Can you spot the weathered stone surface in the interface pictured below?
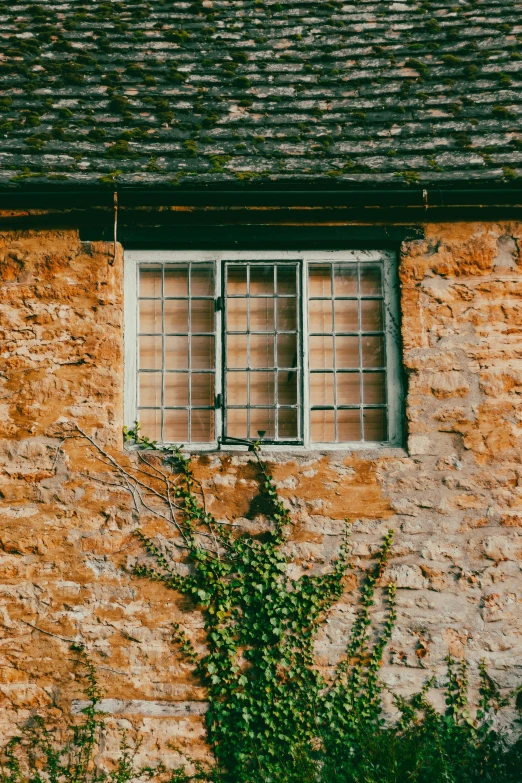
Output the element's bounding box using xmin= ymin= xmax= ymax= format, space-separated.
xmin=1 ymin=223 xmax=522 ymax=766
xmin=72 ymin=699 xmax=209 ymax=717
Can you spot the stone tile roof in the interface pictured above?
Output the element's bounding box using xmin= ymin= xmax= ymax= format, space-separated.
xmin=0 ymin=0 xmax=521 ymax=189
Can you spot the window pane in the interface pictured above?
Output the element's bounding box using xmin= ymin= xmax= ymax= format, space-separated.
xmin=137 ymin=262 xmax=216 ymax=446
xmin=310 ymin=335 xmax=333 ymax=369
xmin=278 ymin=409 xmax=298 ymax=439
xmin=164 ymin=266 xmax=188 ymax=297
xmin=277 ymin=266 xmax=297 ymax=295
xmin=163 ymin=409 xmax=189 ymax=442
xmin=165 ymin=336 xmax=188 ymax=370
xmin=278 ymin=371 xmax=297 ymax=405
xmin=307 ymin=259 xmax=389 ymax=445
xmin=363 ymin=408 xmax=387 ymax=441
xmin=140 ymin=299 xmax=162 ymax=333
xmin=250 ymin=371 xmax=275 ymax=405
xmin=250 ymin=298 xmax=275 ymax=331
xmin=227 ymin=372 xmax=248 ymax=405
xmin=363 ymin=372 xmax=386 ymax=404
xmin=338 ymin=409 xmax=361 ymax=441
xmin=139 ymin=408 xmax=161 ymax=441
xmin=140 ymin=372 xmax=162 ymax=407
xmin=140 ymin=336 xmax=162 ymax=370
xmin=192 ymin=336 xmax=214 ymax=370
xmin=361 ymin=300 xmax=383 ymax=331
xmin=360 ymin=266 xmax=382 ymax=295
xmin=191 ymin=299 xmax=214 ymax=333
xmin=140 ymin=267 xmax=161 ymax=297
xmin=250 ymin=265 xmax=274 ymax=295
xmin=191 ymin=266 xmax=214 ymax=296
xmin=191 ymin=374 xmax=214 ymax=406
xmin=277 ymin=333 xmax=298 ymax=368
xmin=192 ymin=410 xmax=214 ymax=442
xmin=227 ymin=408 xmax=247 ymax=438
xmin=227 ymin=334 xmax=248 ymax=368
xmin=249 ymin=408 xmax=275 ymax=439
xmin=334 ymin=300 xmax=358 ymax=332
xmin=250 ymin=334 xmax=274 ymax=368
xmin=362 ymin=336 xmax=384 ymax=368
xmin=227 ymin=266 xmax=247 ymax=295
xmin=277 ymin=297 xmax=297 ymax=331
xmin=334 ymin=266 xmax=358 ymax=296
xmin=336 ymin=336 xmax=360 ymax=369
xmin=309 ymin=266 xmax=331 ymax=297
xmin=311 ymin=373 xmax=334 ymax=406
xmin=337 ymin=373 xmax=361 ymax=405
xmin=309 ymin=300 xmax=332 ymax=333
xmin=164 ymin=300 xmax=188 ymax=333
xmin=224 ymin=262 xmax=301 ymax=444
xmin=227 ymin=298 xmax=248 ymax=331
xmin=190 ymin=410 xmax=214 ymax=443
xmin=165 ymin=373 xmax=189 ymax=406
xmin=311 ymin=409 xmax=335 ymax=443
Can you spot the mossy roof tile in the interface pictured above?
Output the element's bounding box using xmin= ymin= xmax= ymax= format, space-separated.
xmin=0 ymin=0 xmax=521 ymax=188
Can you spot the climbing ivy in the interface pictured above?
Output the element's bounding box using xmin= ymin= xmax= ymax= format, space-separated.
xmin=123 ymin=427 xmax=395 ymax=781
xmin=2 ymin=426 xmax=521 ymax=783
xmin=124 ymin=428 xmax=522 ymax=782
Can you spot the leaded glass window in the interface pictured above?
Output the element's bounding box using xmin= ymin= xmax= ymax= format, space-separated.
xmin=137 ymin=263 xmax=216 ymax=443
xmin=308 ymin=262 xmax=388 ymax=443
xmin=224 ymin=262 xmax=301 ymax=443
xmin=125 ymin=251 xmax=402 ymax=449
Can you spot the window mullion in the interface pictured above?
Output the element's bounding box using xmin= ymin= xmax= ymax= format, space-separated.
xmin=302 ymin=260 xmax=310 ymax=448
xmin=215 ymin=260 xmax=223 ymax=445
xmin=358 ymin=263 xmax=364 ymax=442
xmin=187 ymin=261 xmax=192 ymax=445
xmin=274 ymin=263 xmax=278 ymax=441
xmin=246 ymin=263 xmax=251 ymax=441
xmin=331 ymin=263 xmax=337 ymax=444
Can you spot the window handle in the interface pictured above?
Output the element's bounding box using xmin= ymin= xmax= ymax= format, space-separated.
xmin=215 ymin=393 xmax=223 ymax=408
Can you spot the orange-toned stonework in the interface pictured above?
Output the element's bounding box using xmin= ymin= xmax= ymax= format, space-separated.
xmin=1 ymin=223 xmax=522 ymax=764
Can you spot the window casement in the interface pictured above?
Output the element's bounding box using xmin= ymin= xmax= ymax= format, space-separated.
xmin=124 ymin=250 xmax=402 ymax=450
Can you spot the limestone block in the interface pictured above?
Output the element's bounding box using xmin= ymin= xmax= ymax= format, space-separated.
xmin=72 ymin=699 xmax=208 ymax=716
xmin=388 ymin=564 xmax=428 ymax=590
xmin=407 ymin=435 xmax=432 ymax=455
xmin=482 ymin=535 xmax=522 ymax=562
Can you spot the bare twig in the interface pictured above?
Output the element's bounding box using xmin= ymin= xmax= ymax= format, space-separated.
xmin=56 ymin=423 xmax=231 ymax=555
xmin=20 ymin=620 xmax=76 ymax=644
xmin=137 ymin=450 xmax=172 ymax=482
xmin=52 ymin=437 xmax=67 ymax=470
xmin=72 ymin=427 xmax=191 ymax=539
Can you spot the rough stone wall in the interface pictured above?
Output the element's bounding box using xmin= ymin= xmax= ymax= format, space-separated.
xmin=1 ymin=224 xmax=522 ymax=763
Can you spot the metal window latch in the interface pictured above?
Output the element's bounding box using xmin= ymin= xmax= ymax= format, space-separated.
xmin=215 ymin=296 xmax=223 ymax=311
xmin=215 ymin=393 xmax=222 ymax=408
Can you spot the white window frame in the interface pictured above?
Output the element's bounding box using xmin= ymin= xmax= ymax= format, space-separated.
xmin=124 ymin=249 xmax=403 ymax=451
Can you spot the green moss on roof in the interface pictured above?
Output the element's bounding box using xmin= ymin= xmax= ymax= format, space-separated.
xmin=0 ymin=0 xmax=521 ymax=187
